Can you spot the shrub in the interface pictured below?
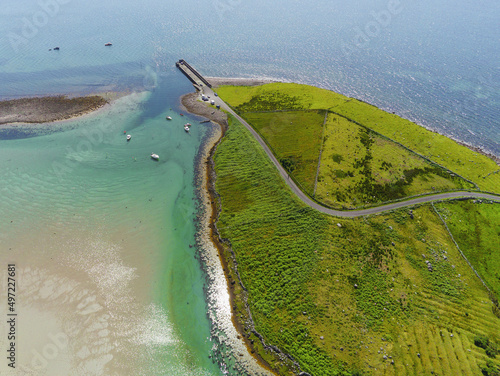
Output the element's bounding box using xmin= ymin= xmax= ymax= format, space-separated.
xmin=486 ymin=342 xmax=498 ymax=358
xmin=482 ymin=359 xmax=500 ymax=376
xmin=475 ymin=335 xmax=490 ymax=349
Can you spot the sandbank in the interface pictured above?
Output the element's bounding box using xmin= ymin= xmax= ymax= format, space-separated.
xmin=0 ymin=92 xmax=130 ymax=126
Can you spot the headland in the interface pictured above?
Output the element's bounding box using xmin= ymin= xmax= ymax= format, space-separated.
xmin=181 ymin=76 xmax=500 ymax=376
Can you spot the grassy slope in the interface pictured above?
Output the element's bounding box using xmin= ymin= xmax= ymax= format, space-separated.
xmin=214 ymin=117 xmax=500 ymax=376
xmin=435 ymin=201 xmax=500 ymax=299
xmin=316 ymin=113 xmax=474 ymax=208
xmin=242 ymin=110 xmax=326 ymax=196
xmin=216 ymin=83 xmax=500 ymax=194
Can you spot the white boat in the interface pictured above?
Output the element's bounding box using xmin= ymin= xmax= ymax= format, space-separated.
xmin=166 ymin=116 xmax=172 ymax=120
xmin=126 ymin=134 xmax=131 ymax=141
xmin=184 ymin=123 xmax=191 ymax=132
xmin=150 ymin=153 xmax=159 ymax=160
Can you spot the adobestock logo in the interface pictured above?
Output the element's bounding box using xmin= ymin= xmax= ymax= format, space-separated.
xmin=342 ymin=0 xmax=404 ymax=56
xmin=213 ymin=0 xmax=242 ymax=22
xmin=51 ymin=116 xmax=115 ymax=183
xmin=8 ymin=0 xmax=72 ymax=53
xmin=31 ymin=332 xmax=69 ymax=370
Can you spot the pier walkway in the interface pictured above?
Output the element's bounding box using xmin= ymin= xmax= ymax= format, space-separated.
xmin=176 ymin=59 xmax=212 ymax=88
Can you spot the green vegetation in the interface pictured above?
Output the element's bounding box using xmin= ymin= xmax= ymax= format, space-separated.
xmin=216 ymin=82 xmax=348 ymax=111
xmin=316 ymin=114 xmax=473 ymax=208
xmin=483 ymin=359 xmax=500 ymax=376
xmin=217 ymin=83 xmax=500 ymax=195
xmin=213 ymin=116 xmax=500 ymax=375
xmin=242 ymin=110 xmax=326 ymax=195
xmin=435 ymin=200 xmax=500 ymax=301
xmin=474 ymin=335 xmax=499 ymax=358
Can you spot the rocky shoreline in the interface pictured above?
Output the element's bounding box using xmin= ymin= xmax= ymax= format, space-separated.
xmin=183 ymin=82 xmax=278 ymax=375
xmin=206 ymin=76 xmax=279 ymax=88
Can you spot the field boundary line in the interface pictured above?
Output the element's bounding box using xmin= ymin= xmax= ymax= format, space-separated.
xmin=313 ymin=110 xmax=329 ymax=197
xmin=431 ymin=202 xmax=492 ymax=295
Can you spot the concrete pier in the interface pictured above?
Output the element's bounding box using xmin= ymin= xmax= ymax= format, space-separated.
xmin=176 ymin=59 xmax=212 ymax=88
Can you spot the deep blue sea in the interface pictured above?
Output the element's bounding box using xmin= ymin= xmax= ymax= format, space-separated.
xmin=0 ymin=0 xmax=498 ymax=375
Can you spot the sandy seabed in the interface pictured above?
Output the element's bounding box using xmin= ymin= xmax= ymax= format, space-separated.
xmin=0 ymin=220 xmax=168 ymax=375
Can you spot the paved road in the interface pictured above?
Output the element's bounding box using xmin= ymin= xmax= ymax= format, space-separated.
xmin=202 ymin=86 xmax=500 ymax=217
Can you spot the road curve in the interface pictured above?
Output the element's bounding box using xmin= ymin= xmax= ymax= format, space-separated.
xmin=204 ymin=86 xmax=500 ymax=217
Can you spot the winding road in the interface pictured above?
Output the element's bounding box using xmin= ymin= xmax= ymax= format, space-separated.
xmin=203 ymin=86 xmax=500 ymax=217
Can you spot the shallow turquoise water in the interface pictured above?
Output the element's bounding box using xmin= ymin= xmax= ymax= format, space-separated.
xmin=0 ymin=75 xmax=227 ymax=374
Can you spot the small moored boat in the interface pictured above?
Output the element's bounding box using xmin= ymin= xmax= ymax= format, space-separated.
xmin=166 ymin=116 xmax=172 ymax=120
xmin=105 ymin=43 xmax=112 ymax=46
xmin=184 ymin=123 xmax=191 ymax=132
xmin=126 ymin=134 xmax=131 ymax=141
xmin=150 ymin=153 xmax=159 ymax=160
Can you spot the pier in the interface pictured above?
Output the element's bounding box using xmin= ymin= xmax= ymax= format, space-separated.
xmin=176 ymin=59 xmax=212 ymax=88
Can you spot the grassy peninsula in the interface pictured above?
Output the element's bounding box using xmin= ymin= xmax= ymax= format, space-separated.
xmin=217 ymin=83 xmax=500 ymax=207
xmin=211 ymin=83 xmax=500 ymax=375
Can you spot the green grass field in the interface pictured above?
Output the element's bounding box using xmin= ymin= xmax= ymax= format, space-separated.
xmin=242 ymin=110 xmax=326 ymax=195
xmin=216 ymin=83 xmax=500 ymax=195
xmin=213 ymin=116 xmax=500 ymax=376
xmin=435 ymin=200 xmax=500 ymax=301
xmin=315 ymin=113 xmax=474 ymax=208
